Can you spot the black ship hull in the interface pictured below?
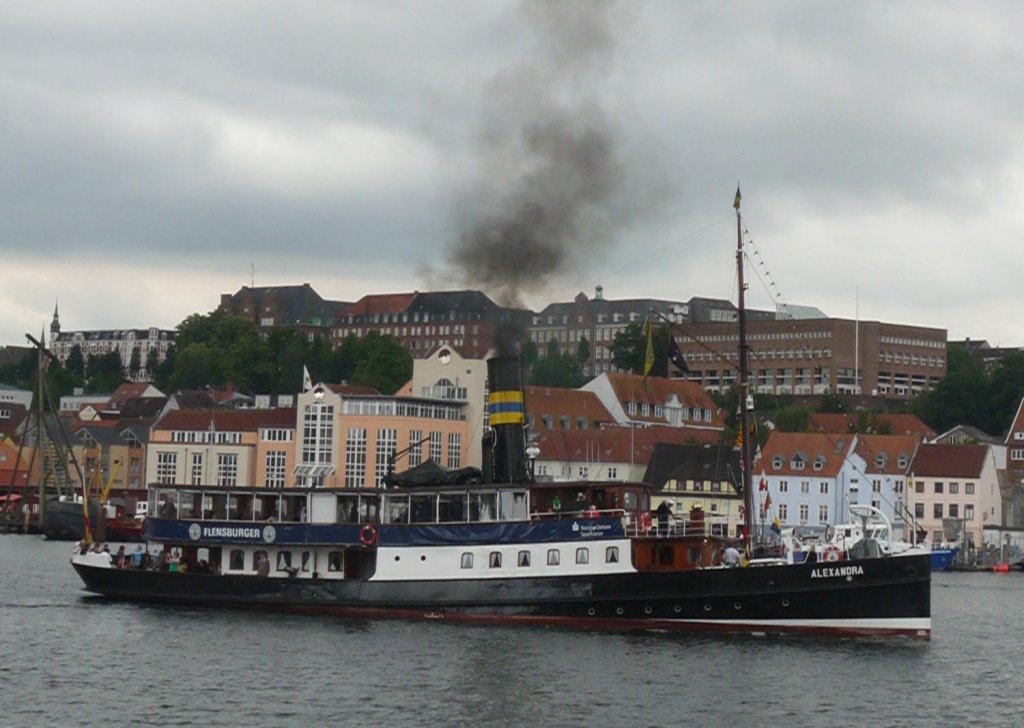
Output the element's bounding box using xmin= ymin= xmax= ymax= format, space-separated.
xmin=73 ymin=552 xmax=931 ymax=638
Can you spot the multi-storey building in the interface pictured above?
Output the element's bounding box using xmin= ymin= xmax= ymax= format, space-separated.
xmin=146 ymin=408 xmax=297 ymax=489
xmin=294 ymin=382 xmax=470 ymax=488
xmin=48 ymin=305 xmax=174 ymax=381
xmin=580 ymin=372 xmax=726 ymax=433
xmin=852 ymin=434 xmax=921 ymax=537
xmin=527 ymin=288 xmax=760 ymax=376
xmin=675 ymin=317 xmax=946 ymax=400
xmin=907 ymin=443 xmax=1002 ymax=549
xmin=219 ymin=283 xmax=349 ymax=340
xmin=333 ymin=290 xmax=525 ymax=360
xmin=758 ymin=432 xmax=860 ymax=529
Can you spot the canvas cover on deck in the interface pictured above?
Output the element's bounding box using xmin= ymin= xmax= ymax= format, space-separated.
xmin=387 ymin=460 xmax=483 ymax=488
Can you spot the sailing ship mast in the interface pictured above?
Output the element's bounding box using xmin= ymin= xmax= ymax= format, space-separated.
xmin=734 ymin=187 xmax=755 ymax=554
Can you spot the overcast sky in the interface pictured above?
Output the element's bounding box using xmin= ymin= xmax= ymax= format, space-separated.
xmin=2 ymin=1 xmax=1022 ymax=350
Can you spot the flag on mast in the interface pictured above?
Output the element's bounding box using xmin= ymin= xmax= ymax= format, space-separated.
xmin=733 ymin=185 xmax=742 ymax=210
xmin=667 ymin=335 xmax=688 ymax=372
xmin=642 ymin=322 xmax=654 ymax=379
xmin=302 ymin=365 xmax=312 ymax=393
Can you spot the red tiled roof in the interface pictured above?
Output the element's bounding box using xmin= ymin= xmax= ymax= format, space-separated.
xmin=535 ymin=425 xmax=722 ymax=463
xmin=341 ymin=293 xmax=417 ymax=317
xmin=525 ymin=386 xmax=614 ymax=431
xmin=909 ymin=443 xmax=988 ymax=478
xmin=758 ymin=431 xmax=851 ymax=477
xmin=155 ymin=408 xmax=296 ymax=432
xmin=602 ymin=372 xmax=725 ymax=428
xmin=854 ymin=434 xmax=922 ymax=475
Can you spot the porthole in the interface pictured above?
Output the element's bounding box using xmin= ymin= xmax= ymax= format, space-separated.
xmin=394 ymin=555 xmax=400 ymax=562
xmin=420 ymin=555 xmax=426 ymax=561
xmin=587 ymin=607 xmax=596 ymax=616
xmin=733 ymin=601 xmax=742 ymax=610
xmin=644 ymin=606 xmax=653 ymax=615
xmin=782 ymin=599 xmax=790 ymax=608
xmin=704 ymin=603 xmax=712 ymax=612
xmin=616 ymin=607 xmax=624 ymax=616
xmin=674 ymin=605 xmax=682 ymax=614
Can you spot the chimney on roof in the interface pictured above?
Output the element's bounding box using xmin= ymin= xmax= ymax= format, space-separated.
xmin=595 ymin=284 xmax=604 ymax=300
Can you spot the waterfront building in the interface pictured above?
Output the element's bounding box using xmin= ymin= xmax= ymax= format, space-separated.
xmin=73 ymin=420 xmax=150 ymax=492
xmin=0 ymin=383 xmax=32 ymax=409
xmin=146 ymin=408 xmax=297 ymax=490
xmin=294 ymin=382 xmax=470 ymax=489
xmin=907 ymin=443 xmax=1002 ymax=549
xmin=852 ymin=434 xmax=921 ymax=537
xmin=530 ymin=425 xmax=708 ymax=484
xmin=757 ymin=431 xmax=858 ymax=529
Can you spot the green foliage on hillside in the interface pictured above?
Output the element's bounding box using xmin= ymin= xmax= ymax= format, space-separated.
xmin=913 ymin=348 xmax=1024 ymax=436
xmin=528 ymin=337 xmax=588 ymax=388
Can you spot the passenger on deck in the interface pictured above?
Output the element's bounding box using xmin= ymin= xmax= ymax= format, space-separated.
xmin=132 ymin=545 xmax=144 ymax=569
xmin=256 ymin=554 xmax=270 ymax=577
xmin=348 ymin=504 xmax=359 ymax=523
xmin=656 ymin=501 xmax=672 ymax=536
xmin=115 ymin=545 xmax=126 ymax=569
xmin=723 ymin=543 xmax=741 ymax=567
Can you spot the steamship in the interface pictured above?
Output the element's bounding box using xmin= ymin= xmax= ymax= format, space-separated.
xmin=71 ymin=353 xmax=931 ymax=639
xmin=70 ymin=193 xmax=931 ymax=638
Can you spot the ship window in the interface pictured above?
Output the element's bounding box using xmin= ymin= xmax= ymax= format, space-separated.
xmin=277 ymin=551 xmax=292 ymax=571
xmin=605 ymin=546 xmax=619 ymax=563
xmin=253 ymin=550 xmax=268 ymax=570
xmin=576 ymin=548 xmax=589 ymax=565
xmin=547 ymin=549 xmax=560 ymax=566
xmin=518 ymin=550 xmax=531 ymax=567
xmin=460 ymin=553 xmax=473 ymax=569
xmin=489 ymin=551 xmax=501 ymax=568
xmin=327 ymin=551 xmax=343 ymax=571
xmin=301 ymin=551 xmax=312 ymax=571
xmin=229 ymin=549 xmax=244 ymax=570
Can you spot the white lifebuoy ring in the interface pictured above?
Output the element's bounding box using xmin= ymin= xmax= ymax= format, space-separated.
xmin=823 ymin=546 xmax=842 ymax=562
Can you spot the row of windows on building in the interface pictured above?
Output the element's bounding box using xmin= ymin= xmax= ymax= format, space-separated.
xmin=878 ymin=352 xmax=945 ymax=368
xmin=914 ymin=502 xmax=978 ymax=520
xmin=879 ymin=336 xmax=945 ymax=349
xmin=155 ymin=430 xmax=462 ymax=489
xmin=914 ymin=481 xmax=977 ymax=495
xmin=774 ymin=479 xmax=906 ymax=494
xmin=336 ymin=324 xmax=481 ymax=337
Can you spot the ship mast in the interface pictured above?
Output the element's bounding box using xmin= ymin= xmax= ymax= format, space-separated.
xmin=734 ymin=187 xmax=754 ymax=554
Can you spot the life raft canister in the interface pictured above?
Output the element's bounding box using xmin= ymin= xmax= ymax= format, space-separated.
xmin=359 ymin=523 xmax=378 ymax=547
xmin=822 ymin=545 xmax=842 ymax=562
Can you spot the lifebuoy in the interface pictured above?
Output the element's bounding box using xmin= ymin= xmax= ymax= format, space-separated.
xmin=640 ymin=512 xmax=653 ymax=534
xmin=823 ymin=546 xmax=842 ymax=562
xmin=359 ymin=523 xmax=378 ymax=547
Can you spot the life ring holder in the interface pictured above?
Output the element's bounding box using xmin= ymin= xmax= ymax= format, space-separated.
xmin=359 ymin=523 xmax=378 ymax=548
xmin=822 ymin=545 xmax=842 ymax=562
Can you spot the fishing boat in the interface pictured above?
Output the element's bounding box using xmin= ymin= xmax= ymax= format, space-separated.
xmin=70 ymin=191 xmax=931 ymax=638
xmin=783 ymin=503 xmax=957 ymax=571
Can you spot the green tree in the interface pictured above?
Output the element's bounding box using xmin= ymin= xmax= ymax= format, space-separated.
xmin=86 ymin=351 xmax=125 ymax=393
xmin=529 ymin=348 xmax=587 ymax=388
xmin=350 ymin=332 xmax=413 ymax=394
xmin=129 ymin=346 xmax=142 ymax=379
xmin=66 ymin=344 xmax=86 ymax=380
xmin=984 ymin=351 xmax=1024 ymax=435
xmin=610 ymin=323 xmax=671 ymax=375
xmin=913 ymin=347 xmax=987 ymax=433
xmin=774 ymin=405 xmax=812 ymax=433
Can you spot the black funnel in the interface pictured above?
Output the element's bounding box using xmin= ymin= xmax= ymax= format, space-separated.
xmin=486 ymin=355 xmax=527 ymax=484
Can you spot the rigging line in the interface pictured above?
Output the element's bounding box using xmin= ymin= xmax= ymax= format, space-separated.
xmin=604 ymin=214 xmax=733 ymax=278
xmin=648 ymin=310 xmax=738 ymax=373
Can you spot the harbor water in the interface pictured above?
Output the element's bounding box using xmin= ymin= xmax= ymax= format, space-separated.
xmin=1 ymin=535 xmax=1022 ymax=727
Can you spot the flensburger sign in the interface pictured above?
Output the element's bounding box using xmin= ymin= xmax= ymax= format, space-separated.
xmin=187 ymin=522 xmax=277 ymax=544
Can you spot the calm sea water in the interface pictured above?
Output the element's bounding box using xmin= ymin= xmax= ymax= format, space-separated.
xmin=1 ymin=535 xmax=1021 ymax=727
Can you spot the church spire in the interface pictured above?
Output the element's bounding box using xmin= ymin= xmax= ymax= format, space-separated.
xmin=50 ymin=300 xmax=60 ymax=338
